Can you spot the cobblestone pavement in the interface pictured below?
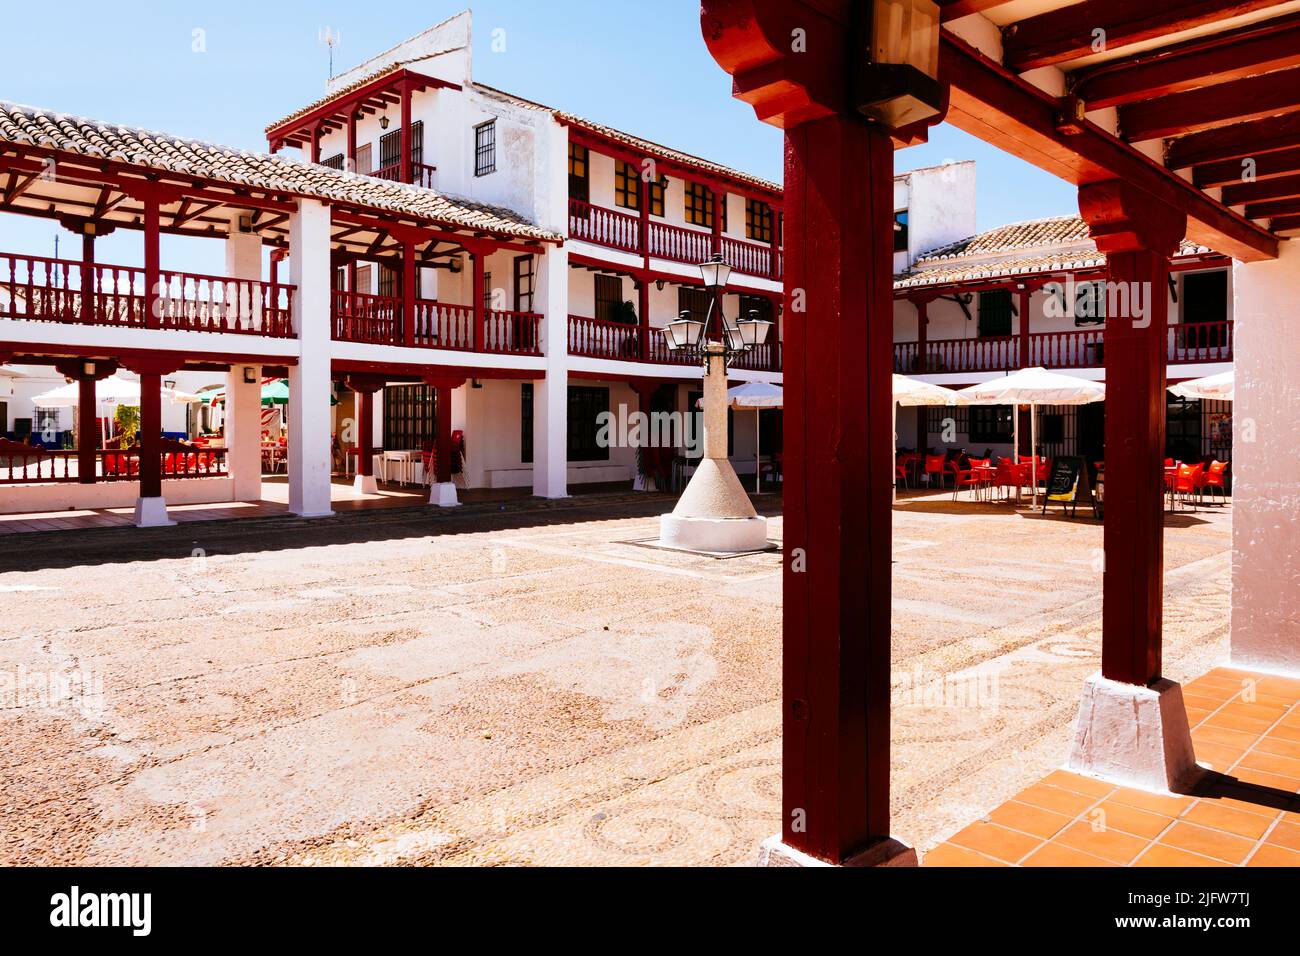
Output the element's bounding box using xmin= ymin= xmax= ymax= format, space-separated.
xmin=0 ymin=492 xmax=1232 ymax=865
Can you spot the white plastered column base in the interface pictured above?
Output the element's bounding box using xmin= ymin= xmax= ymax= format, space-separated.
xmin=659 ymin=514 xmax=768 ymax=552
xmin=430 ymin=482 xmax=460 ymax=507
xmin=1067 ymin=673 xmax=1200 ymax=792
xmin=134 ymin=496 xmax=176 ymax=528
xmin=758 ymin=835 xmax=917 ymax=868
xmin=353 ymin=474 xmax=378 ymax=495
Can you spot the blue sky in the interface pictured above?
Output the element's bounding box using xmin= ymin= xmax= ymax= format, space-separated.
xmin=1 ymin=0 xmax=1077 ymax=270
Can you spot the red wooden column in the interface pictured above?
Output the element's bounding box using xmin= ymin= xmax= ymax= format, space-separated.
xmin=637 ymin=278 xmax=651 ymax=361
xmin=1017 ymin=284 xmax=1032 ymax=368
xmin=1079 ymin=181 xmax=1186 ymax=685
xmin=347 ymin=111 xmax=358 ymax=173
xmin=472 ymin=249 xmax=486 ymax=352
xmin=77 ymin=375 xmax=97 ymax=481
xmin=712 ymin=188 xmax=725 ymax=254
xmin=81 ymin=231 xmax=96 ymax=322
xmin=914 ymin=296 xmax=931 ymax=451
xmin=310 ymin=123 xmax=322 ymax=165
xmin=137 ymin=370 xmax=165 ymax=499
xmin=422 ymin=380 xmax=465 ymax=485
xmin=638 ymin=160 xmax=652 ymax=265
xmin=143 ymin=194 xmax=161 ymax=330
xmin=344 ymin=376 xmax=384 ymax=481
xmin=402 ymin=240 xmax=417 ymax=347
xmin=400 ymin=81 xmax=413 ymax=185
xmin=769 ymin=205 xmax=782 ymax=280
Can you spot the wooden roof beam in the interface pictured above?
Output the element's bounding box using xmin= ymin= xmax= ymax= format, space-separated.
xmin=1193 ymin=144 xmax=1300 ymax=187
xmin=1167 ymin=111 xmax=1300 ymax=167
xmin=1072 ymin=10 xmax=1300 ymax=109
xmin=1003 ymin=0 xmax=1289 ymax=72
xmin=1120 ymin=65 xmax=1300 ymax=141
xmin=1221 ymin=172 xmax=1300 ymax=206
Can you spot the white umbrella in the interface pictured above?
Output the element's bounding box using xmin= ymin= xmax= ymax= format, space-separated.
xmin=892 ymin=375 xmax=963 ymax=500
xmin=31 ymin=376 xmax=207 ymax=408
xmin=1170 ymin=370 xmax=1233 ymax=402
xmin=958 ymin=368 xmax=1106 ymax=506
xmin=726 ymin=383 xmax=783 ymax=493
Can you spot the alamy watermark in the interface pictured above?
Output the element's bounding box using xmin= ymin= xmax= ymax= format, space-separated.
xmin=596 ymin=404 xmax=703 ymax=457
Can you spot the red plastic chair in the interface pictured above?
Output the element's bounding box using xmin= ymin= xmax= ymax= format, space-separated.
xmin=1173 ymin=463 xmax=1205 ymax=511
xmin=950 ymin=459 xmax=982 ymax=500
xmin=924 ymin=454 xmax=947 ymax=488
xmin=1199 ymin=460 xmax=1229 ymax=505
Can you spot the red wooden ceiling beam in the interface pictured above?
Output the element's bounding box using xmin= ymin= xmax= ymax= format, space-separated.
xmin=1002 ymin=0 xmax=1289 ymax=72
xmin=1221 ymin=172 xmax=1300 ymax=206
xmin=1270 ymin=214 xmax=1300 ymax=231
xmin=939 ymin=32 xmax=1277 ymax=261
xmin=1193 ymin=145 xmax=1300 ymax=187
xmin=265 ymin=69 xmax=460 ymax=146
xmin=1119 ymin=65 xmax=1300 ymax=141
xmin=1244 ymin=197 xmax=1300 ymax=219
xmin=1072 ymin=11 xmax=1300 ymax=109
xmin=1166 ymin=111 xmax=1300 ymax=168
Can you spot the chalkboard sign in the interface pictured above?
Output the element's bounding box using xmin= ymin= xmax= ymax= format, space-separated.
xmin=1041 ymin=456 xmax=1098 ymax=518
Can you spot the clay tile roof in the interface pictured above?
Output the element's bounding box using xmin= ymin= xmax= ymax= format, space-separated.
xmin=0 ymin=101 xmax=560 ymax=242
xmin=895 ymin=215 xmax=1215 ymax=289
xmin=264 ymin=62 xmax=410 ymax=135
xmin=472 ymin=84 xmax=782 ymax=194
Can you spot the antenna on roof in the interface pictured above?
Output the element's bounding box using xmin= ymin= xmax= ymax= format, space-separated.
xmin=319 ymin=26 xmax=342 ymax=79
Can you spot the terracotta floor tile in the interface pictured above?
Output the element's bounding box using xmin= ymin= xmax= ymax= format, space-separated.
xmin=1022 ymin=842 xmax=1113 ymax=867
xmin=1231 ymin=767 xmax=1300 ymax=794
xmin=1185 ymin=707 xmax=1213 ymax=725
xmin=1109 ymin=787 xmax=1193 ymax=817
xmin=1269 ymin=723 xmax=1300 ymax=744
xmin=1205 ymin=711 xmax=1275 ymax=734
xmin=949 ymin=820 xmax=1043 ymax=864
xmin=1042 ymin=770 xmax=1115 ymax=799
xmin=987 ymin=800 xmax=1074 ymax=840
xmin=1092 ymin=800 xmax=1175 ymax=840
xmin=1238 ymin=749 xmax=1300 ymax=779
xmin=1183 ymin=693 xmax=1225 ymax=712
xmin=1012 ymin=783 xmax=1098 ymax=817
xmin=922 ymin=842 xmax=1006 ymax=867
xmin=1256 ymin=675 xmax=1300 ymax=698
xmin=1160 ymin=821 xmax=1255 ymax=864
xmin=1135 ymin=844 xmax=1229 ymax=867
xmin=1183 ymin=677 xmax=1241 ymax=699
xmin=1247 ymin=843 xmax=1300 ymax=867
xmin=1220 ymin=702 xmax=1290 ymax=724
xmin=1182 ymin=801 xmax=1276 ymax=840
xmin=1193 ymin=724 xmax=1259 ymax=749
xmin=1266 ymin=820 xmax=1300 ymax=851
xmin=1251 ymin=735 xmax=1300 ymax=760
xmin=1193 ymin=742 xmax=1246 ymax=771
xmin=1055 ymin=819 xmax=1149 ymax=865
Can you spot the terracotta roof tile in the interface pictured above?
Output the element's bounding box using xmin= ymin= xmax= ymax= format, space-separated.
xmin=0 ymin=101 xmax=560 ymax=242
xmin=895 ymin=215 xmax=1216 ymax=289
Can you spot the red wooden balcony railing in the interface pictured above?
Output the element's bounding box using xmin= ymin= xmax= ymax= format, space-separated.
xmin=647 ymin=220 xmax=713 ymax=267
xmin=0 ymin=253 xmax=295 ymax=337
xmin=483 ymin=309 xmax=543 ymax=355
xmin=568 ymin=315 xmax=642 ymax=360
xmin=568 ymin=199 xmax=783 ymax=278
xmin=568 ymin=198 xmax=641 ymax=253
xmin=720 ymin=235 xmax=773 ymax=278
xmin=892 ymin=320 xmax=1235 ymax=373
xmin=371 ymin=162 xmax=438 ymax=190
xmin=0 ymin=441 xmax=228 ymax=484
xmin=412 ymin=300 xmax=474 ymax=350
xmin=332 ymin=290 xmax=401 ymax=344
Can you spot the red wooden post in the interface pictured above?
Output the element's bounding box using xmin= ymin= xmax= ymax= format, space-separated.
xmin=472 ymin=250 xmax=486 ymax=352
xmin=770 ymin=205 xmax=782 ymax=280
xmin=138 ymin=370 xmax=163 ymax=499
xmin=712 ymin=188 xmax=725 ymax=254
xmin=638 ymin=160 xmax=651 ymax=264
xmin=77 ymin=373 xmax=97 ymax=484
xmin=435 ymin=386 xmax=453 ymax=484
xmin=637 ymin=277 xmax=651 ymax=361
xmin=400 ymin=81 xmax=412 ymax=185
xmin=347 ymin=110 xmax=357 ymax=174
xmin=914 ymin=297 xmax=930 ymax=451
xmin=143 ymin=194 xmax=160 ymax=330
xmin=1079 ymin=180 xmax=1187 ymax=685
xmin=402 ymin=239 xmax=416 ymax=347
xmin=357 ymin=389 xmax=374 ymax=478
xmin=81 ymin=231 xmax=95 ymax=323
xmin=310 ymin=123 xmax=322 ymax=165
xmin=1018 ymin=284 xmax=1032 ymax=367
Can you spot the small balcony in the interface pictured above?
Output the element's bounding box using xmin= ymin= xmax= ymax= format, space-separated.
xmin=567 ymin=199 xmax=782 ymax=280
xmin=568 ymin=314 xmax=782 ymax=371
xmin=0 ymin=252 xmax=296 ymax=337
xmin=369 ymin=162 xmax=438 ymax=190
xmin=332 ymin=291 xmax=542 ymax=356
xmin=892 ymin=321 xmax=1234 ymax=374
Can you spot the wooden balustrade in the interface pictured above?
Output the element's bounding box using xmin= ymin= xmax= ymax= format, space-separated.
xmin=568 ymin=198 xmax=641 ymax=253
xmin=720 ymin=235 xmax=773 ymax=278
xmin=892 ymin=320 xmax=1235 ymax=373
xmin=483 ymin=309 xmax=543 ymax=355
xmin=0 ymin=252 xmax=294 ymax=336
xmin=412 ymin=299 xmax=474 ymax=350
xmin=647 ymin=220 xmax=713 ymax=266
xmin=371 ymin=162 xmax=438 ymax=189
xmin=0 ymin=440 xmax=227 ymax=484
xmin=568 ymin=315 xmax=643 ymax=360
xmin=332 ymin=290 xmax=401 ymax=344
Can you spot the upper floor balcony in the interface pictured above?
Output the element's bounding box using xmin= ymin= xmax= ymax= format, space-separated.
xmin=892 ymin=321 xmax=1234 ymax=374
xmin=0 ymin=252 xmax=296 ymax=338
xmin=568 ymin=199 xmax=783 ymax=281
xmin=332 ymin=290 xmax=541 ymax=356
xmin=567 ymin=313 xmax=781 ymax=372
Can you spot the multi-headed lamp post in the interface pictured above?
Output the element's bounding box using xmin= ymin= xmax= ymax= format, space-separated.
xmin=657 ymin=253 xmax=773 ymax=553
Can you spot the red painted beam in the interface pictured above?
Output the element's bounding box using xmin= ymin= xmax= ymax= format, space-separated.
xmin=1221 ymin=172 xmax=1300 ymax=206
xmin=1073 ymin=11 xmax=1300 ymax=109
xmin=1271 ymin=213 xmax=1300 ymax=231
xmin=940 ymin=32 xmax=1277 ymax=261
xmin=265 ymin=69 xmax=460 ymax=146
xmin=1119 ymin=66 xmax=1300 ymax=141
xmin=1167 ymin=111 xmax=1300 ymax=168
xmin=1245 ymin=197 xmax=1300 ymax=219
xmin=1002 ymin=0 xmax=1289 ymax=72
xmin=1193 ymin=145 xmax=1300 ymax=187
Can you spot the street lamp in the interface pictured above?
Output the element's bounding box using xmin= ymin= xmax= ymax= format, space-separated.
xmin=660 ymin=253 xmax=772 ymax=371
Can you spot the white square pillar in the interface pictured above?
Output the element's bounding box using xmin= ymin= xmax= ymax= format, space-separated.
xmin=532 ymin=241 xmax=568 ymax=499
xmin=287 ymin=198 xmax=335 ymax=518
xmin=1231 ymin=242 xmax=1300 ymax=675
xmin=226 ymin=366 xmax=263 ymax=501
